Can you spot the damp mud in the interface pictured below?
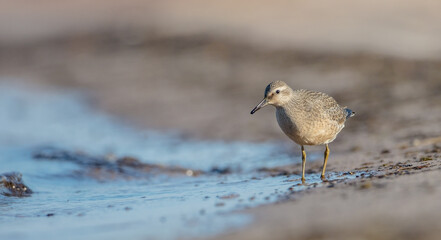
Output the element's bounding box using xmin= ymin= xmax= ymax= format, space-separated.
xmin=0 ymin=85 xmax=361 ymax=240
xmin=33 ymin=147 xmax=204 ymax=180
xmin=1 ymin=2 xmax=441 ymax=239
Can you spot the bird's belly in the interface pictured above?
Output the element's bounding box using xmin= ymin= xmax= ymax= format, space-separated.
xmin=276 ymin=111 xmax=343 ymax=146
xmin=276 ymin=111 xmax=305 ymax=145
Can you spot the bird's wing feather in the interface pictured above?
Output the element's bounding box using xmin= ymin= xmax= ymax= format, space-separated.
xmin=300 ymin=90 xmax=346 ymax=124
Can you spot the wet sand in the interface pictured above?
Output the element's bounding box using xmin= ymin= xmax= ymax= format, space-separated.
xmin=1 ymin=1 xmax=441 ymax=239
xmin=4 ymin=35 xmax=440 ymax=239
xmin=0 ymin=86 xmax=314 ymax=239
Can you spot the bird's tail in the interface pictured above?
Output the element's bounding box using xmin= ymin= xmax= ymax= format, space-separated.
xmin=344 ymin=108 xmax=355 ymax=119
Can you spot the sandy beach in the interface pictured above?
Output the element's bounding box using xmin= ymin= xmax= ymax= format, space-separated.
xmin=1 ymin=1 xmax=441 ymax=239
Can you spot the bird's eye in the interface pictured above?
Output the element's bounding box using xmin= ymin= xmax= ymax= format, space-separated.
xmin=276 ymin=90 xmax=280 ymax=94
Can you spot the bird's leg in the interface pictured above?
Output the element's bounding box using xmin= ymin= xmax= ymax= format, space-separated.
xmin=321 ymin=144 xmax=329 ymax=180
xmin=301 ymin=145 xmax=306 ymax=183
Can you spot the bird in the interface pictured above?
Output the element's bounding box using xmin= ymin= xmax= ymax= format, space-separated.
xmin=250 ymin=81 xmax=355 ymax=183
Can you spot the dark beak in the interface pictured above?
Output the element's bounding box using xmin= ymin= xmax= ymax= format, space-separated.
xmin=250 ymin=98 xmax=268 ymax=114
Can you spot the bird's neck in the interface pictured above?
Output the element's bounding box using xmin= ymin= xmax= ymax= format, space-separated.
xmin=276 ymin=95 xmax=301 ymax=117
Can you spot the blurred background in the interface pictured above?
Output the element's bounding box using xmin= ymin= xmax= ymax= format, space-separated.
xmin=2 ymin=2 xmax=441 ymax=240
xmin=0 ymin=0 xmax=440 ymax=144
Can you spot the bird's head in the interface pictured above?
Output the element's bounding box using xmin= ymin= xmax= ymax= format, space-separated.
xmin=250 ymin=81 xmax=293 ymax=114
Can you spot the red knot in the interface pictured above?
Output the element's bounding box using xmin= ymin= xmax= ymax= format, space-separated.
xmin=251 ymin=81 xmax=355 ymax=182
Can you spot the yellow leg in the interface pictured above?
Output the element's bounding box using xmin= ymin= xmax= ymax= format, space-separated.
xmin=321 ymin=144 xmax=329 ymax=180
xmin=301 ymin=145 xmax=306 ymax=183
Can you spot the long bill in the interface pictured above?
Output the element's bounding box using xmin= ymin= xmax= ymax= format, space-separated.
xmin=250 ymin=98 xmax=268 ymax=114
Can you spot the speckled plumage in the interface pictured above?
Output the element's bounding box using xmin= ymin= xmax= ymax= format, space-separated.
xmin=251 ymin=80 xmax=355 ymax=181
xmin=276 ymin=89 xmax=348 ymax=145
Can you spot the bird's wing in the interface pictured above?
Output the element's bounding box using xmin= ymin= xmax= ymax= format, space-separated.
xmin=302 ymin=90 xmax=346 ymax=124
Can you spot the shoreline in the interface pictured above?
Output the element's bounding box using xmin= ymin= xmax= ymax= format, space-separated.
xmin=1 ymin=28 xmax=441 ymax=240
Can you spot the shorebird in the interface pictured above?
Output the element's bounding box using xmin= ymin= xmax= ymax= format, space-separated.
xmin=250 ymin=81 xmax=354 ymax=182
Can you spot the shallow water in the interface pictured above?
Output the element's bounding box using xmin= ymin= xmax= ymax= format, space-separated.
xmin=0 ymin=83 xmax=356 ymax=240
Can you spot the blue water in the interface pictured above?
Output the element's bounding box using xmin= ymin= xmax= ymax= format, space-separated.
xmin=0 ymin=83 xmax=355 ymax=240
